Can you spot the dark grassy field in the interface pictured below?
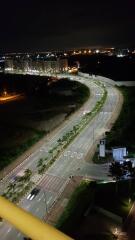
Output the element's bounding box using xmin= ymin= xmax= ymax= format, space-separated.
xmin=56 ymin=180 xmax=134 ymax=240
xmin=56 ymin=181 xmax=95 ymax=234
xmin=93 ymin=87 xmax=135 ymax=164
xmin=106 ymin=87 xmax=135 ymax=155
xmin=69 ymin=54 xmax=135 ymax=82
xmin=0 ymin=74 xmax=90 ymax=170
xmin=95 ymin=180 xmax=134 ymax=218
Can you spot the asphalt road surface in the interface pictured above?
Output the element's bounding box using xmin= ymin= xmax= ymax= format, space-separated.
xmin=0 ymin=74 xmax=123 ymax=240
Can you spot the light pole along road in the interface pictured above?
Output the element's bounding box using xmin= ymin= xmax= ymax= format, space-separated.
xmin=0 ymin=74 xmax=123 ymax=240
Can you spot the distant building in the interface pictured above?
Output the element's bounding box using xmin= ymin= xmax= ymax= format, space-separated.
xmin=0 ymin=59 xmax=5 ymax=72
xmin=99 ymin=139 xmax=106 ymax=157
xmin=116 ymin=48 xmax=129 ymax=57
xmin=112 ymin=147 xmax=127 ymax=162
xmin=5 ymin=59 xmax=14 ymax=71
xmin=5 ymin=56 xmax=68 ymax=74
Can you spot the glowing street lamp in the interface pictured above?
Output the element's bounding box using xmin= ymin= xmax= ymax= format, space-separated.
xmin=3 ymin=90 xmax=7 ymax=96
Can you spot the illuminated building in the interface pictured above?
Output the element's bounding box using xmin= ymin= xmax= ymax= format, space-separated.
xmin=0 ymin=59 xmax=5 ymax=72
xmin=5 ymin=56 xmax=68 ymax=74
xmin=5 ymin=58 xmax=14 ymax=71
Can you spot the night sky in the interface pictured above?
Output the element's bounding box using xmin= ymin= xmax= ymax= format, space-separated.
xmin=1 ymin=0 xmax=135 ymax=52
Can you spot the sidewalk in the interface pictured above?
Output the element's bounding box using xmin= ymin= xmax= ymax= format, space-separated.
xmin=45 ymin=176 xmax=83 ymax=226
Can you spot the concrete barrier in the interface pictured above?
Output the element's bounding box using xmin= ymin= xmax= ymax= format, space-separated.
xmin=78 ymin=72 xmax=90 ymax=78
xmin=78 ymin=72 xmax=135 ymax=87
xmin=116 ymin=81 xmax=135 ymax=86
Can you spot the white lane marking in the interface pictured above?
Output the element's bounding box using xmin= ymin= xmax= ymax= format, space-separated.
xmin=17 ymin=232 xmax=21 ymax=237
xmin=36 ymin=207 xmax=39 ymax=212
xmin=47 ymin=196 xmax=53 ymax=204
xmin=1 ymin=78 xmax=108 ymax=199
xmin=25 ymin=205 xmax=30 ymax=210
xmin=37 ymin=197 xmax=41 ymax=202
xmin=7 ymin=227 xmax=12 ymax=233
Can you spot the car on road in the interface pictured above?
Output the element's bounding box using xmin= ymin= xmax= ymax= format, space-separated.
xmin=27 ymin=188 xmax=40 ymax=200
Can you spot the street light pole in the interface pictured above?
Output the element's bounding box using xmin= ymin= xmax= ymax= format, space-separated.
xmin=43 ymin=191 xmax=48 ymax=215
xmin=93 ymin=128 xmax=94 ymax=143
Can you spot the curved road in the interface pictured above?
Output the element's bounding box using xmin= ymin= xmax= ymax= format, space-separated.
xmin=0 ymin=74 xmax=123 ymax=240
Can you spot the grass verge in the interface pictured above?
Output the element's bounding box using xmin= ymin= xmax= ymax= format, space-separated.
xmin=95 ymin=180 xmax=135 ymax=219
xmin=0 ymin=80 xmax=90 ymax=171
xmin=0 ymin=130 xmax=45 ymax=170
xmin=56 ymin=181 xmax=95 ymax=233
xmin=106 ymin=87 xmax=135 ymax=154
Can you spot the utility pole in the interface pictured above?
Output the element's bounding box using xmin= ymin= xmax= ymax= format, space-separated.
xmin=43 ymin=191 xmax=48 ymax=215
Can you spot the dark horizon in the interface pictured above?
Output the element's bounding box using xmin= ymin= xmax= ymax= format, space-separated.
xmin=1 ymin=45 xmax=135 ymax=55
xmin=1 ymin=0 xmax=135 ymax=53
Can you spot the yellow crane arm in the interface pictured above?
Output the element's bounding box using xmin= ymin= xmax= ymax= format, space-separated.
xmin=0 ymin=196 xmax=73 ymax=240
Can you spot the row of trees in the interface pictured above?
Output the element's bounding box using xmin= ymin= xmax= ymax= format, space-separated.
xmin=2 ymin=79 xmax=107 ymax=203
xmin=3 ymin=169 xmax=33 ymax=203
xmin=109 ymin=161 xmax=135 ymax=179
